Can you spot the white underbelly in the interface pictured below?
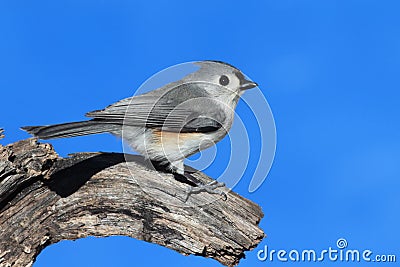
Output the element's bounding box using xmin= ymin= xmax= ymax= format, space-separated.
xmin=120 ymin=126 xmax=227 ymax=163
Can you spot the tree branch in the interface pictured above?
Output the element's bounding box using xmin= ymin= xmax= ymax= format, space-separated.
xmin=0 ymin=137 xmax=265 ymax=267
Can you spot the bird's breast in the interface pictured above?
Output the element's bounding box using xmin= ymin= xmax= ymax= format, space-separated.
xmin=149 ymin=128 xmax=226 ymax=160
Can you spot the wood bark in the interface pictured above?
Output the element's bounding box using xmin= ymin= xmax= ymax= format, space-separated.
xmin=0 ymin=135 xmax=265 ymax=267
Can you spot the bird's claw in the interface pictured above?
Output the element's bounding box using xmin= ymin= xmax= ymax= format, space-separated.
xmin=184 ymin=180 xmax=227 ymax=202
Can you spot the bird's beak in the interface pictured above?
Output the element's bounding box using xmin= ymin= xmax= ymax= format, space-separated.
xmin=240 ymin=79 xmax=258 ymax=90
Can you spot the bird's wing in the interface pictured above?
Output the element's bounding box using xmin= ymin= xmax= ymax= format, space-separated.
xmin=86 ymin=83 xmax=226 ymax=133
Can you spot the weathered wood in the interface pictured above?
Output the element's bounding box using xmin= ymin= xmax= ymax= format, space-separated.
xmin=0 ymin=137 xmax=265 ymax=267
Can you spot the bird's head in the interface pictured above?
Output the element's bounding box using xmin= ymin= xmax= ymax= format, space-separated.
xmin=183 ymin=60 xmax=258 ymax=101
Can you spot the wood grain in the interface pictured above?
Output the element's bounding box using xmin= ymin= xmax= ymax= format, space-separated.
xmin=0 ymin=138 xmax=265 ymax=267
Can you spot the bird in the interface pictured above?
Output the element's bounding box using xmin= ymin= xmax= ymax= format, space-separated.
xmin=22 ymin=61 xmax=258 ymax=200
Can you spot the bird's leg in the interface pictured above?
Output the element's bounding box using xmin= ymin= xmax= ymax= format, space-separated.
xmin=150 ymin=159 xmax=198 ymax=186
xmin=149 ymin=159 xmax=227 ymax=201
xmin=173 ymin=172 xmax=198 ymax=187
xmin=149 ymin=160 xmax=171 ymax=172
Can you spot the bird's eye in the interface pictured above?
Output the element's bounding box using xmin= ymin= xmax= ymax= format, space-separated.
xmin=219 ymin=75 xmax=230 ymax=86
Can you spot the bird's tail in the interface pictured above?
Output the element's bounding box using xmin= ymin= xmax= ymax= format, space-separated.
xmin=21 ymin=120 xmax=120 ymax=140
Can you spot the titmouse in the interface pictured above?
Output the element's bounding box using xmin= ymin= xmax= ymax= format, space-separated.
xmin=22 ymin=61 xmax=258 ymax=200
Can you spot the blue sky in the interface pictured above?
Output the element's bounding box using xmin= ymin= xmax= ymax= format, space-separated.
xmin=1 ymin=0 xmax=399 ymax=266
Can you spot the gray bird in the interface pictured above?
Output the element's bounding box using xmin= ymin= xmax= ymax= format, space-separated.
xmin=22 ymin=61 xmax=257 ymax=200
